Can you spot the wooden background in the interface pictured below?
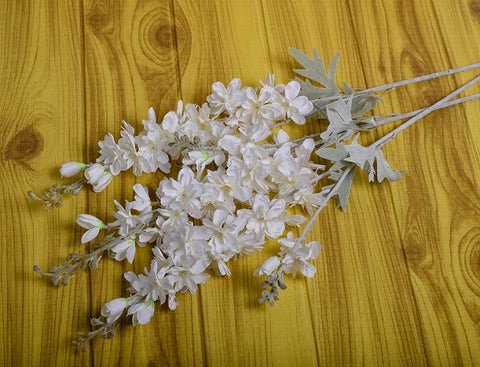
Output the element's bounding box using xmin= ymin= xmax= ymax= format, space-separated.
xmin=2 ymin=0 xmax=480 ymax=366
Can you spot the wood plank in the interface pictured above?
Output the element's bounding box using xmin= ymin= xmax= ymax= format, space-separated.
xmin=0 ymin=0 xmax=90 ymax=366
xmin=347 ymin=0 xmax=480 ymax=365
xmin=261 ymin=0 xmax=428 ymax=365
xmin=81 ymin=0 xmax=203 ymax=366
xmin=173 ymin=1 xmax=320 ymax=366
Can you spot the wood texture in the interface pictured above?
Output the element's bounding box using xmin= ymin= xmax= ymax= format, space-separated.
xmin=1 ymin=0 xmax=480 ymax=366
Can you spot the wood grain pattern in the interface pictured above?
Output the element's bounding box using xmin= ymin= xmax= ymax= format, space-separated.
xmin=2 ymin=0 xmax=480 ymax=366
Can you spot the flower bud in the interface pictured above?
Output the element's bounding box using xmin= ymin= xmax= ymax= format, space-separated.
xmin=76 ymin=214 xmax=106 ymax=243
xmin=84 ymin=163 xmax=113 ymax=192
xmin=127 ymin=301 xmax=155 ymax=326
xmin=101 ymin=297 xmax=129 ymax=323
xmin=60 ymin=162 xmax=86 ymax=177
xmin=253 ymin=256 xmax=280 ymax=276
xmin=76 ymin=214 xmax=105 ymax=229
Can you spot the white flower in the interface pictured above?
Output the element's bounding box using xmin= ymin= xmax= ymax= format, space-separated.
xmin=158 ymin=201 xmax=191 ymax=232
xmin=183 ymin=103 xmax=223 ymax=143
xmin=76 ymin=214 xmax=106 ymax=243
xmin=236 ymin=86 xmax=282 ymax=125
xmin=59 ymin=162 xmax=86 ymax=177
xmin=131 ymin=184 xmax=152 ymax=212
xmin=137 ymin=216 xmax=164 ymax=245
xmin=238 ymin=194 xmax=286 ymax=239
xmin=168 ymin=258 xmax=210 ymax=295
xmin=160 ymin=111 xmax=180 ymax=136
xmin=205 ymin=167 xmax=251 ymax=204
xmin=260 ymin=73 xmax=285 ymax=93
xmin=198 ymin=185 xmax=236 ymax=218
xmin=97 ymin=133 xmax=128 ymax=175
xmin=109 ymin=200 xmax=145 ymax=236
xmin=271 ymin=142 xmax=318 ymax=198
xmin=164 ymin=224 xmax=210 ymax=262
xmin=279 ymin=233 xmax=321 ymax=278
xmin=272 ymin=129 xmax=290 ymax=144
xmin=207 ymin=78 xmax=245 ymax=116
xmin=127 ymin=300 xmax=155 ymax=326
xmin=118 ymin=122 xmax=146 ymax=177
xmin=202 ymin=210 xmax=246 ymax=275
xmin=253 ymin=256 xmax=280 ymax=276
xmin=125 ymin=253 xmax=171 ymax=303
xmin=136 ymin=111 xmax=171 ymax=174
xmin=182 ymin=151 xmax=214 ymax=178
xmin=84 ymin=163 xmax=113 ymax=192
xmin=202 ymin=210 xmax=245 ymax=250
xmin=280 ymin=81 xmax=313 ymax=125
xmin=290 ymin=186 xmax=325 ymax=215
xmin=235 ymin=231 xmax=264 ymax=256
xmin=101 ymin=297 xmax=128 ymax=323
xmin=157 ymin=167 xmax=204 ymax=219
xmin=111 ymin=237 xmax=139 ymax=264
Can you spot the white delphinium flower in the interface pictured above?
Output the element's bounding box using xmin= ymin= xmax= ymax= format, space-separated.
xmin=290 ymin=186 xmax=325 ymax=215
xmin=100 ymin=297 xmax=129 ymax=323
xmin=238 ymin=194 xmax=287 ymax=239
xmin=60 ymin=162 xmax=86 ymax=177
xmin=111 ymin=237 xmax=142 ymax=264
xmin=260 ymin=73 xmax=285 ymax=94
xmin=276 ymin=80 xmax=314 ymax=125
xmin=272 ymin=129 xmax=290 ymax=145
xmin=76 ymin=214 xmax=106 ymax=243
xmin=253 ymin=256 xmax=281 ymax=276
xmin=109 ymin=199 xmax=150 ymax=237
xmin=137 ymin=216 xmax=164 ymax=246
xmin=202 ymin=210 xmax=245 ymax=250
xmin=183 ymin=103 xmax=223 ymax=144
xmin=136 ymin=111 xmax=171 ymax=174
xmin=167 ymin=257 xmax=210 ymax=295
xmin=204 ymin=167 xmax=251 ymax=205
xmin=158 ymin=276 xmax=180 ymax=310
xmin=235 ymin=231 xmax=264 ymax=256
xmin=202 ymin=210 xmax=246 ymax=276
xmin=238 ymin=118 xmax=271 ymax=142
xmin=158 ymin=201 xmax=191 ymax=232
xmin=236 ymin=86 xmax=283 ymax=126
xmin=163 ymin=224 xmax=210 ymax=263
xmin=125 ymin=249 xmax=171 ymax=303
xmin=198 ymin=184 xmax=236 ymax=218
xmin=157 ymin=167 xmax=204 ymax=219
xmin=117 ymin=122 xmax=146 ymax=177
xmin=131 ymin=184 xmax=152 ymax=212
xmin=84 ymin=163 xmax=113 ymax=192
xmin=182 ymin=151 xmax=215 ymax=178
xmin=127 ymin=300 xmax=155 ymax=326
xmin=271 ymin=141 xmax=319 ymax=198
xmin=160 ymin=102 xmax=185 ymax=142
xmin=227 ymin=155 xmax=271 ymax=195
xmin=207 ymin=78 xmax=245 ymax=116
xmin=279 ymin=232 xmax=321 ymax=278
xmin=97 ymin=133 xmax=128 ymax=175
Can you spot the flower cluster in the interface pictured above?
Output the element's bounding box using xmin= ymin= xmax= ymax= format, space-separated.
xmin=32 ymin=49 xmax=480 ymax=350
xmin=70 ymin=77 xmax=324 ymax=315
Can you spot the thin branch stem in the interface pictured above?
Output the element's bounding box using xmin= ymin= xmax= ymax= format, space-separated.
xmin=371 ymin=74 xmax=480 ymax=149
xmin=310 ymin=62 xmax=480 ymax=104
xmin=372 ymin=93 xmax=480 ymax=126
xmin=362 ymin=62 xmax=480 ymax=95
xmin=297 ymin=165 xmax=355 ymax=243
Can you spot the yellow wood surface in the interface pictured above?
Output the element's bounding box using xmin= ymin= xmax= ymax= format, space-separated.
xmin=2 ymin=0 xmax=480 ymax=366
